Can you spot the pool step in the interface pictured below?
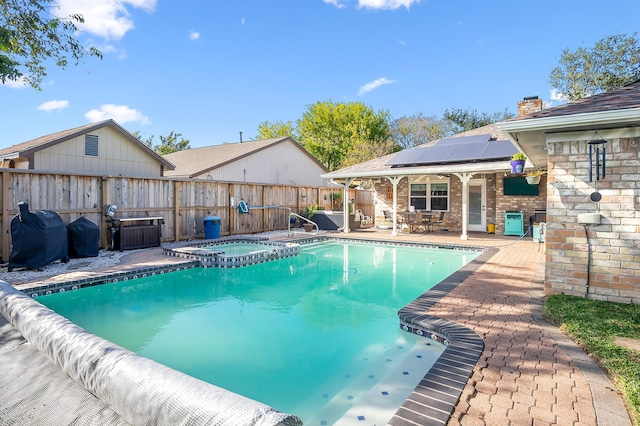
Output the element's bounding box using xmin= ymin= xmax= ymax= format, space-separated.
xmin=293 ymin=334 xmax=444 ymax=425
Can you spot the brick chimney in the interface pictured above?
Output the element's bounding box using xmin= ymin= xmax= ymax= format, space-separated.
xmin=518 ymin=96 xmax=543 ymax=117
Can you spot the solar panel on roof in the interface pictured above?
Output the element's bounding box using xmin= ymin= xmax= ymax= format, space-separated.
xmin=484 ymin=140 xmax=518 ymax=159
xmin=414 ymin=145 xmax=456 ymax=163
xmin=437 ymin=134 xmax=491 ymax=145
xmin=386 ymin=147 xmax=427 ymax=166
xmin=448 ymin=142 xmax=489 ymax=162
xmin=386 ymin=135 xmax=518 ymax=167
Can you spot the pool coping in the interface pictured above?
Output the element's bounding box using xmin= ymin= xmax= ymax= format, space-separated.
xmin=14 ymin=236 xmax=496 ymax=425
xmin=393 ymin=246 xmax=497 ymax=425
xmin=162 ymin=236 xmax=300 ymax=268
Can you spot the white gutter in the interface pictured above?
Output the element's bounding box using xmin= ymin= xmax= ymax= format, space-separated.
xmin=321 ymin=160 xmax=515 ymax=180
xmin=498 ymin=108 xmax=640 ymax=133
xmin=0 ymin=153 xmax=20 ymax=161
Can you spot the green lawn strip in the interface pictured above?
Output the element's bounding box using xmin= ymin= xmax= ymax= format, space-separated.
xmin=544 ymin=294 xmax=640 ymax=425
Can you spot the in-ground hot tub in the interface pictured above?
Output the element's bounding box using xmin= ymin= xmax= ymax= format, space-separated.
xmin=163 ymin=237 xmax=300 ymax=268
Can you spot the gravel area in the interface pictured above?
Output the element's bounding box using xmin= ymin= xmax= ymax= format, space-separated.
xmin=0 ymin=250 xmax=129 ymax=284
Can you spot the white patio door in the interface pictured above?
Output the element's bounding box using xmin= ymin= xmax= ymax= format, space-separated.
xmin=467 ymin=179 xmax=486 ymax=232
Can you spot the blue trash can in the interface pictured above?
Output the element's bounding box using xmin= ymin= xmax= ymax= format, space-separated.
xmin=203 ymin=216 xmax=221 ymax=239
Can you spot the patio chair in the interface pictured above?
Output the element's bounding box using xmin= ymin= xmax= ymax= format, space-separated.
xmin=409 ymin=210 xmax=426 ymax=234
xmin=427 ymin=211 xmax=446 ymax=232
xmin=355 ymin=210 xmax=372 ymax=226
xmin=383 ymin=209 xmax=406 ymax=231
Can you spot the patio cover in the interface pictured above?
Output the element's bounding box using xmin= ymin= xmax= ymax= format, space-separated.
xmin=321 ymin=127 xmax=526 ymax=239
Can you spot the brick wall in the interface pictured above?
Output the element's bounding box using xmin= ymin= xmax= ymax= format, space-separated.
xmin=494 ymin=174 xmax=547 ymax=234
xmin=518 ymin=97 xmax=544 ymax=117
xmin=545 ymin=135 xmax=640 ymax=303
xmin=371 ymin=173 xmax=545 ymax=235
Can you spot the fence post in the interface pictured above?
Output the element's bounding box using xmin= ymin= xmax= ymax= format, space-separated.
xmin=1 ymin=172 xmax=10 ymax=262
xmin=174 ymin=180 xmax=181 ymax=242
xmin=261 ymin=185 xmax=267 ymax=232
xmin=229 ymin=183 xmax=234 ymax=236
xmin=100 ymin=176 xmax=109 ymax=249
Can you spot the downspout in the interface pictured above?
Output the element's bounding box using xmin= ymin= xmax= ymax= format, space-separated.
xmin=584 ymin=224 xmax=591 ymax=298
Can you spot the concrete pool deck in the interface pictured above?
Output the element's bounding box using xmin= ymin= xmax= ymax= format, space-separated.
xmin=0 ymin=229 xmax=632 ymax=425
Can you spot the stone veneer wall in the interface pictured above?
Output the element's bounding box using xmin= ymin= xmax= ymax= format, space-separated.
xmin=545 ymin=135 xmax=640 ymax=303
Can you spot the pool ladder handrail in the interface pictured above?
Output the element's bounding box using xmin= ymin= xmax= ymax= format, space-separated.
xmin=288 ymin=213 xmax=318 ymax=237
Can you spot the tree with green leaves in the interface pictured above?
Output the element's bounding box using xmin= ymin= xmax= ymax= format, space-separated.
xmin=442 ymin=107 xmax=514 ymax=134
xmin=256 ymin=120 xmax=298 ymax=140
xmin=296 ymin=100 xmax=392 ymax=171
xmin=1 ymin=0 xmax=102 ymax=89
xmin=133 ymin=131 xmax=190 ymax=155
xmin=549 ymin=33 xmax=640 ymax=101
xmin=390 ymin=113 xmax=455 ymax=149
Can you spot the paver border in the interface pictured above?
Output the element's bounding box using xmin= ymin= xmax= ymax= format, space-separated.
xmin=391 ymin=247 xmax=498 ymax=425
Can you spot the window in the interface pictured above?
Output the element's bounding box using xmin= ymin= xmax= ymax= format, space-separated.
xmin=85 ymin=135 xmax=98 ymax=156
xmin=430 ymin=182 xmax=449 ymax=210
xmin=410 ymin=183 xmax=427 ymax=210
xmin=409 ymin=178 xmax=449 ymax=211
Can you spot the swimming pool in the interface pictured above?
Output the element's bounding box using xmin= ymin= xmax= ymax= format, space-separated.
xmin=37 ymin=240 xmax=482 ymax=424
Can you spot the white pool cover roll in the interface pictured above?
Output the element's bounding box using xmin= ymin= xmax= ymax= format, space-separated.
xmin=0 ymin=282 xmax=302 ymax=426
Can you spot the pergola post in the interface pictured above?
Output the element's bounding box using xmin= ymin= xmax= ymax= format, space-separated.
xmin=453 ymin=172 xmax=475 ymax=240
xmin=385 ymin=176 xmax=404 ymax=236
xmin=336 ymin=178 xmax=355 ymax=233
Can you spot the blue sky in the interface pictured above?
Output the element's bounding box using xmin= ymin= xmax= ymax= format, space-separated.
xmin=2 ymin=0 xmax=640 ymax=148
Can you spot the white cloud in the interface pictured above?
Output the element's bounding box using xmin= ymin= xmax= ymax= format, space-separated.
xmin=241 ymin=18 xmax=246 ymax=25
xmin=55 ymin=0 xmax=157 ymax=40
xmin=357 ymin=0 xmax=420 ymax=10
xmin=358 ymin=77 xmax=395 ymax=96
xmin=2 ymin=76 xmax=28 ymax=89
xmin=85 ymin=104 xmax=150 ymax=124
xmin=189 ymin=30 xmax=200 ymax=40
xmin=37 ymin=100 xmax=70 ymax=112
xmin=550 ymin=89 xmax=568 ymax=103
xmin=323 ymin=0 xmax=346 ymax=9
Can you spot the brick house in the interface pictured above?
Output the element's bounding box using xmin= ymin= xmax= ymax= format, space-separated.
xmin=322 ymin=97 xmax=547 ymax=241
xmin=499 ymin=81 xmax=640 ymax=303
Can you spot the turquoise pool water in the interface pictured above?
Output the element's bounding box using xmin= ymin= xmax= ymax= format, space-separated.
xmin=38 ymin=240 xmax=479 ymax=423
xmin=203 ymin=241 xmax=273 ymax=255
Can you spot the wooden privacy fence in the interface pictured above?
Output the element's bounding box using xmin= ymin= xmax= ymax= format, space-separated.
xmin=0 ymin=169 xmax=370 ymax=262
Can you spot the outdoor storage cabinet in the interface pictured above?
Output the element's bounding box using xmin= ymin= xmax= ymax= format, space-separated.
xmin=504 ymin=211 xmax=524 ymax=236
xmin=114 ymin=217 xmax=163 ymax=251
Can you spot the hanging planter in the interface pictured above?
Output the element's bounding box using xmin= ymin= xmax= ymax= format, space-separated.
xmin=525 ymin=170 xmax=545 ymax=185
xmin=525 ymin=175 xmax=541 ymax=185
xmin=510 ymin=153 xmax=527 ymax=174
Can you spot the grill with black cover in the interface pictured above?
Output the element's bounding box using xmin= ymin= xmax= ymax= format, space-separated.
xmin=8 ymin=202 xmax=69 ymax=271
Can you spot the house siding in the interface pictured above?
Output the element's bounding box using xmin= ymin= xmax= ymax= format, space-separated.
xmin=34 ymin=127 xmax=162 ymax=177
xmin=193 ymin=141 xmax=328 ymax=186
xmin=545 ymin=132 xmax=640 ymax=303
